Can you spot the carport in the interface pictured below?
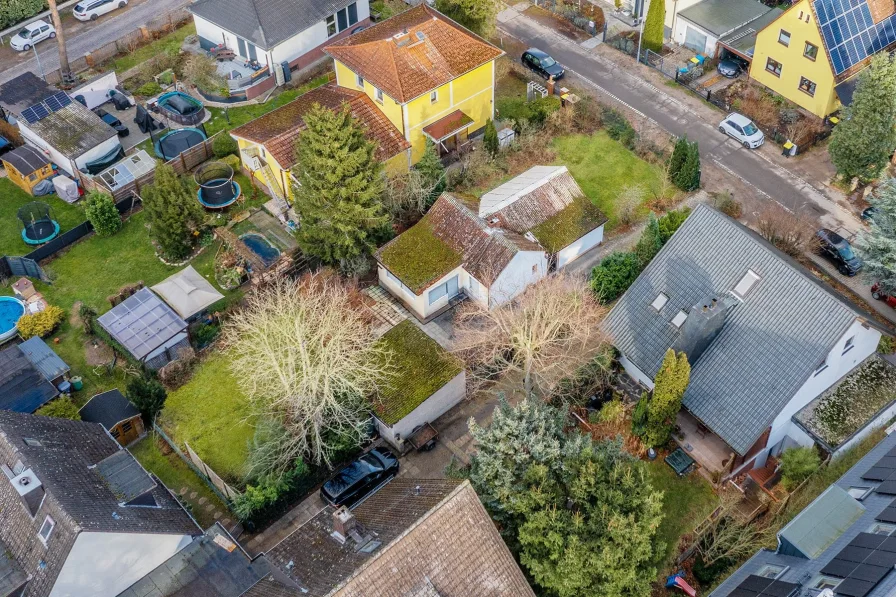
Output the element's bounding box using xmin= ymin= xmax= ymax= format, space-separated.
xmin=717 ymin=7 xmax=784 ymax=67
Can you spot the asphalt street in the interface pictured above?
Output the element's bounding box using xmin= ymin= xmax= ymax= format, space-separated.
xmin=0 ymin=0 xmax=191 ymax=86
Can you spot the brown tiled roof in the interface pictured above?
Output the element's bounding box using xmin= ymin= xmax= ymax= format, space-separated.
xmin=376 ymin=193 xmax=543 ymax=292
xmin=325 ymin=5 xmax=504 ymax=103
xmin=422 ymin=109 xmax=474 ymax=141
xmin=230 ymin=84 xmax=410 ymax=168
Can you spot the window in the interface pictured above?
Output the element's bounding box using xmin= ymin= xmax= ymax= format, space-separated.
xmin=798 ymin=77 xmax=817 ymax=97
xmin=868 ymin=522 xmax=896 ymax=535
xmin=22 ymin=438 xmax=42 ymax=447
xmin=111 ymin=428 xmax=121 ymax=438
xmin=122 ymin=421 xmax=133 ymax=433
xmin=326 ymin=15 xmax=337 ymax=37
xmin=331 ymin=3 xmax=358 ymax=34
xmin=811 ymin=575 xmax=840 ymax=590
xmin=756 ymin=564 xmax=787 ymax=579
xmin=651 ymin=293 xmax=669 ymax=311
xmin=671 ymin=310 xmax=688 ymax=328
xmin=843 ymin=335 xmax=855 ymax=355
xmin=814 ymin=357 xmax=828 ymax=376
xmin=733 ymin=269 xmax=761 ymax=298
xmin=356 ymin=74 xmax=364 ymax=88
xmin=38 ymin=516 xmax=54 ymax=545
xmin=778 ymin=29 xmax=791 ymax=46
xmin=848 ymin=486 xmax=872 ymax=500
xmin=430 ymin=90 xmax=438 ymax=104
xmin=765 ymin=58 xmax=782 ymax=77
xmin=375 ymin=88 xmax=384 ymax=103
xmin=428 ymin=276 xmax=459 ymax=305
xmin=347 ymin=2 xmax=358 ymax=25
xmin=337 ymin=8 xmax=348 ymax=32
xmin=804 ymin=42 xmax=818 ymax=60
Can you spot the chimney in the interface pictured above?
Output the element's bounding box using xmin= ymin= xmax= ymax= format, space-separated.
xmin=11 ymin=468 xmax=45 ymax=517
xmin=672 ymin=296 xmax=736 ymax=365
xmin=332 ymin=506 xmax=358 ymax=538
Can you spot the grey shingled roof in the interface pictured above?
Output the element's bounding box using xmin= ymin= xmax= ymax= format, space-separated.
xmin=97 ymin=288 xmax=188 ymax=361
xmin=678 ymin=0 xmax=773 ymax=37
xmin=23 ymin=101 xmax=117 ymax=159
xmin=604 ymin=205 xmax=868 ymax=455
xmin=0 ymin=72 xmax=55 ymax=117
xmin=0 ymin=410 xmax=198 ymax=535
xmin=1 ymin=145 xmax=50 ymax=177
xmin=19 ymin=336 xmax=69 ymax=382
xmin=718 ymin=7 xmax=784 ymax=58
xmin=710 ymin=432 xmax=896 ymax=597
xmin=188 ymin=0 xmax=356 ymax=50
xmin=79 ymin=389 xmax=140 ymax=430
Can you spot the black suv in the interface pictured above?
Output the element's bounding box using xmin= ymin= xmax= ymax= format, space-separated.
xmin=816 ymin=228 xmax=863 ymax=276
xmin=320 ymin=448 xmax=399 ymax=508
xmin=521 ymin=48 xmax=565 ymax=80
xmin=92 ymin=107 xmax=129 ymax=137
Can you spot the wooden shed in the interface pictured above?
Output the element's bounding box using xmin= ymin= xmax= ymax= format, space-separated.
xmin=1 ymin=145 xmax=53 ymax=195
xmin=79 ymin=389 xmax=145 ymax=446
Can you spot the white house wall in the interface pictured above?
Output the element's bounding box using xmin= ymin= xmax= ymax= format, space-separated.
xmin=673 ymin=19 xmax=717 ymax=55
xmin=378 ymin=264 xmax=488 ymax=320
xmin=489 ymin=251 xmax=547 ymax=308
xmin=71 ymin=72 xmax=119 ymax=110
xmin=664 ymin=0 xmax=703 ymax=34
xmin=619 ymin=353 xmax=655 ymax=390
xmin=269 ymin=1 xmax=369 ymax=66
xmin=74 ymin=136 xmax=122 ymax=172
xmin=377 ymin=371 xmax=466 ymax=449
xmin=192 ymin=15 xmax=269 ymax=66
xmin=556 ymin=225 xmax=604 ymax=269
xmin=49 ymin=531 xmax=193 ymax=597
xmin=19 ymin=125 xmax=73 ymax=176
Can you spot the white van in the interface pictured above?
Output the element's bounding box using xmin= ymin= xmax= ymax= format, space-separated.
xmin=10 ymin=20 xmax=56 ymax=52
xmin=73 ymin=0 xmax=128 ymax=21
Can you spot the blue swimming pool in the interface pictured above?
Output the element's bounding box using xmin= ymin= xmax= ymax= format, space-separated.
xmin=240 ymin=233 xmax=281 ymax=267
xmin=0 ymin=297 xmax=25 ymax=343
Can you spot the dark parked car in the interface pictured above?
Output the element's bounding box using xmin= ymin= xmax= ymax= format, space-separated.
xmin=872 ymin=283 xmax=896 ymax=309
xmin=816 ymin=228 xmax=863 ymax=276
xmin=717 ymin=56 xmax=747 ymax=78
xmin=92 ymin=107 xmax=129 ymax=137
xmin=320 ymin=448 xmax=399 ymax=508
xmin=521 ymin=48 xmax=565 ymax=80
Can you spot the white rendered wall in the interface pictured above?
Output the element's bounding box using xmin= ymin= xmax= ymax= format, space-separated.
xmin=378 ymin=371 xmax=466 ymax=448
xmin=489 ymin=251 xmax=547 ymax=307
xmin=71 ymin=72 xmax=119 ymax=110
xmin=270 ymin=1 xmax=369 ymax=65
xmin=619 ymin=353 xmax=655 ymax=390
xmin=556 ymin=225 xmax=604 ymax=268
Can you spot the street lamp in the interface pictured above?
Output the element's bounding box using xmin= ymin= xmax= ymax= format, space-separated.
xmin=32 ymin=45 xmax=45 ymax=80
xmin=635 ymin=0 xmax=646 ymax=64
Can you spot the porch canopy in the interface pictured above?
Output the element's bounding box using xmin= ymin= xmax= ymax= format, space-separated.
xmin=422 ymin=110 xmax=474 ymax=149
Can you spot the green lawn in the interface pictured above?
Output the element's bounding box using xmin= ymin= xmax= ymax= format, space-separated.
xmin=158 ymin=351 xmax=256 ymax=484
xmin=647 ymin=459 xmax=718 ymax=567
xmin=108 ymin=22 xmax=196 ymax=73
xmin=0 ymin=178 xmax=87 ymax=257
xmin=553 ymin=133 xmax=664 ymax=229
xmin=130 ymin=435 xmax=234 ymax=529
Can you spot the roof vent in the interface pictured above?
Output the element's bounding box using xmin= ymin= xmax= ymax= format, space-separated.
xmin=414 ymin=485 xmax=421 ymax=496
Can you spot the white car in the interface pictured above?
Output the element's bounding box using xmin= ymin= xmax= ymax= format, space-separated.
xmin=719 ymin=113 xmax=765 ymax=149
xmin=9 ymin=20 xmax=55 ymax=52
xmin=73 ymin=0 xmax=127 ymax=21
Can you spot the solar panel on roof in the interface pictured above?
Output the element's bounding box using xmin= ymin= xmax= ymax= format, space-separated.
xmin=878 ymin=536 xmax=896 ymax=552
xmin=815 ymin=0 xmax=896 ymax=76
xmin=20 ymin=106 xmax=40 ymax=124
xmin=834 ymin=576 xmax=877 ymax=597
xmin=851 ymin=564 xmax=890 ymax=584
xmin=862 ymin=466 xmax=891 ymax=481
xmin=821 ymin=558 xmax=857 ymax=577
xmin=850 ymin=533 xmax=886 ymax=549
xmin=43 ymin=91 xmax=71 ymax=112
xmin=840 ymin=546 xmax=874 ymax=563
xmin=876 ymin=505 xmax=896 ymax=523
xmin=876 ymin=481 xmax=896 ymax=494
xmin=865 ymin=548 xmax=896 ymax=568
xmin=725 ymin=575 xmax=799 ymax=597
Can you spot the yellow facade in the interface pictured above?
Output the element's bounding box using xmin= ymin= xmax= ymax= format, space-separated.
xmin=1 ymin=157 xmax=54 ymax=196
xmin=334 ymin=59 xmax=496 ymax=164
xmin=750 ymin=0 xmax=839 ymax=117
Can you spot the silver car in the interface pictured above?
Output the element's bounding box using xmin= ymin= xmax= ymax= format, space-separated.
xmin=719 ymin=113 xmax=764 ymax=149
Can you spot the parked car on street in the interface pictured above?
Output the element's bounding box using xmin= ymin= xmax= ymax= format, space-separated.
xmin=320 ymin=448 xmax=399 ymax=508
xmin=872 ymin=283 xmax=896 ymax=309
xmin=92 ymin=108 xmax=129 ymax=137
xmin=521 ymin=48 xmax=565 ymax=80
xmin=719 ymin=113 xmax=765 ymax=149
xmin=74 ymin=0 xmax=128 ymax=21
xmin=10 ymin=20 xmax=55 ymax=51
xmin=816 ymin=228 xmax=863 ymax=276
xmin=717 ymin=57 xmax=747 ymax=78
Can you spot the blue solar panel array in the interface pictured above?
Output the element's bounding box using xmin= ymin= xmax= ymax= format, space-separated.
xmin=814 ymin=0 xmax=896 ymax=75
xmin=19 ymin=92 xmax=72 ymax=124
xmin=43 ymin=91 xmax=72 ymax=113
xmin=20 ymin=104 xmax=49 ymax=124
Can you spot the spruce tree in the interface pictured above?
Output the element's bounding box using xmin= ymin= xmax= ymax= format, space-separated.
xmin=414 ymin=139 xmax=446 ymax=207
xmin=645 ymin=349 xmax=691 ymax=446
xmin=634 ymin=213 xmax=662 ymax=267
xmin=291 ymin=103 xmax=387 ymax=265
xmin=483 ymin=118 xmax=499 ymax=157
xmin=857 ymin=176 xmax=896 ymax=295
xmin=642 ymin=0 xmax=665 ymax=54
xmin=142 ymin=163 xmax=205 ymax=260
xmin=673 ymin=141 xmax=700 ymax=191
xmin=829 ymin=53 xmax=896 ymax=182
xmin=668 ymin=137 xmax=689 ymax=182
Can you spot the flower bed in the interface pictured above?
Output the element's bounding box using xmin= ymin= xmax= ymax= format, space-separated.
xmin=795 ymin=356 xmax=896 ymax=448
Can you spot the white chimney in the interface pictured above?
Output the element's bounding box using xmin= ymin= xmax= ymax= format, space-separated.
xmin=11 ymin=468 xmax=45 ymax=516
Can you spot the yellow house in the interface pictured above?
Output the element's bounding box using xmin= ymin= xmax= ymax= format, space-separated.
xmin=325 ymin=4 xmax=504 ymax=164
xmin=750 ymin=0 xmax=896 ymax=117
xmin=230 ymin=84 xmax=410 ymax=209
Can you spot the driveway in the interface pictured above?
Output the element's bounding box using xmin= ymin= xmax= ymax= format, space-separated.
xmin=0 ymin=0 xmax=191 ymax=85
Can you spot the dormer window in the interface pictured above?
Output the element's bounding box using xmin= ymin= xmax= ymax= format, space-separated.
xmin=733 ymin=269 xmax=760 ymax=298
xmin=671 ymin=310 xmax=688 ymax=328
xmin=651 ymin=293 xmax=668 ymax=311
xmin=38 ymin=516 xmax=54 ymax=545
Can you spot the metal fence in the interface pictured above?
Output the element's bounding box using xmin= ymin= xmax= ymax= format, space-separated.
xmin=642 ymin=49 xmax=730 ymax=111
xmin=0 ymin=256 xmax=46 ymax=283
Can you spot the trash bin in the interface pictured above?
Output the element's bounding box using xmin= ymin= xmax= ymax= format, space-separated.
xmin=70 ymin=376 xmax=83 ymax=391
xmin=58 ymin=380 xmax=72 ymax=394
xmin=281 ymin=61 xmax=292 ymax=83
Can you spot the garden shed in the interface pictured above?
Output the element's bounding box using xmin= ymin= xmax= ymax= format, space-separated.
xmin=18 ymin=336 xmax=70 ymax=387
xmin=97 ymin=288 xmax=189 ymax=370
xmin=0 ymin=342 xmax=60 ymax=413
xmin=0 ymin=145 xmax=54 ymax=196
xmin=79 ymin=389 xmax=145 ymax=446
xmin=151 ymin=266 xmax=224 ymax=321
xmin=369 ymin=321 xmax=465 ymax=451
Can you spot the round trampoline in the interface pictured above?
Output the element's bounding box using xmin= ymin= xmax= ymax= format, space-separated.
xmin=156 ymin=91 xmax=206 ymax=126
xmin=194 ymin=161 xmax=241 ymax=209
xmin=17 ymin=202 xmax=60 ymax=245
xmin=155 ymin=127 xmax=208 ymax=160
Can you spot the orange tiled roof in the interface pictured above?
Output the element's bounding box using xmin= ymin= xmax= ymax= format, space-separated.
xmin=325 ymin=5 xmax=504 ymax=103
xmin=230 ymin=84 xmax=410 ymax=168
xmin=422 ymin=109 xmax=474 ymax=141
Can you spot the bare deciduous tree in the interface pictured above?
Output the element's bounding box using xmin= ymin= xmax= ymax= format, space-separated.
xmin=384 ymin=169 xmax=442 ymax=219
xmin=47 ymin=0 xmax=73 ymax=85
xmin=757 ymin=203 xmax=818 ymax=257
xmin=452 ymin=272 xmax=610 ymax=398
xmin=224 ymin=274 xmax=391 ymax=474
xmin=698 ymin=491 xmax=775 ymax=566
xmin=617 ymin=184 xmax=645 ymax=226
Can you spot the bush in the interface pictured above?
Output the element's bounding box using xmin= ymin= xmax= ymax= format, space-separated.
xmin=84 ymin=191 xmax=122 ymax=237
xmin=597 ymin=397 xmax=625 ymax=424
xmin=657 ymin=207 xmax=691 ymax=243
xmin=127 ymin=376 xmax=167 ymax=424
xmin=17 ymin=306 xmax=65 ymax=339
xmin=780 ymin=446 xmax=821 ymax=490
xmin=672 ymin=139 xmax=700 ymax=191
xmin=603 ymin=107 xmax=636 ymax=149
xmin=0 ymin=118 xmax=23 ymax=147
xmin=530 ymin=95 xmax=562 ymax=125
xmin=79 ymin=303 xmax=97 ymax=335
xmin=135 ymin=81 xmax=163 ymax=97
xmin=0 ymin=0 xmax=45 ymax=30
xmin=220 ymin=153 xmax=243 ymax=173
xmin=212 ymin=131 xmax=239 ymax=158
xmin=193 ymin=322 xmax=219 ymax=347
xmin=37 ymin=397 xmax=81 ymax=420
xmin=483 ymin=119 xmax=499 ymax=157
xmin=711 ymin=191 xmax=743 ymax=219
xmin=879 ymin=336 xmax=895 ymax=354
xmin=590 ymin=251 xmax=641 ymax=303
xmin=232 ymin=460 xmax=310 ymax=522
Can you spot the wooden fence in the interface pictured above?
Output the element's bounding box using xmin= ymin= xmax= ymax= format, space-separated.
xmin=152 ymin=423 xmax=241 ymax=504
xmin=185 ymin=442 xmax=241 ymax=500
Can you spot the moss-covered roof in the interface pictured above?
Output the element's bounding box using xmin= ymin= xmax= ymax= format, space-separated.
xmin=377 ymin=221 xmax=462 ymax=293
xmin=529 ymin=195 xmax=608 ymax=253
xmin=370 ymin=320 xmax=463 ymax=425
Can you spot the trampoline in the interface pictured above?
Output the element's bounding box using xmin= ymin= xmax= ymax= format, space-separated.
xmin=17 ymin=202 xmax=60 ymax=245
xmin=156 ymin=91 xmax=206 ymax=126
xmin=195 ymin=161 xmax=241 ymax=209
xmin=155 ymin=127 xmax=207 ymax=160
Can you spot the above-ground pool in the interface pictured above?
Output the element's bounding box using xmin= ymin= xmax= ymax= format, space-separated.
xmin=0 ymin=297 xmax=25 ymax=343
xmin=240 ymin=233 xmax=281 ymax=268
xmin=155 ymin=127 xmax=207 ymax=160
xmin=156 ymin=91 xmax=206 ymax=126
